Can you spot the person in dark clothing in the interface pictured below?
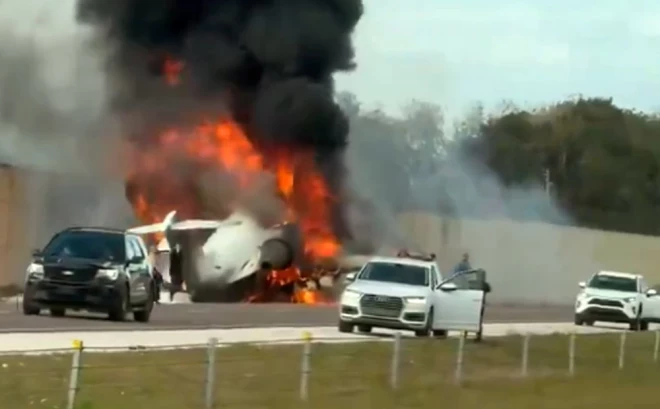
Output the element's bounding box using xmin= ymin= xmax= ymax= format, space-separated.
xmin=152 ymin=266 xmax=163 ymax=304
xmin=169 ymin=245 xmax=184 ymax=302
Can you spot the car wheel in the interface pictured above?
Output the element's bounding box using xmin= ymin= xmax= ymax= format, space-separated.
xmin=22 ymin=298 xmax=40 ymax=316
xmin=574 ymin=315 xmax=584 ymax=326
xmin=629 ymin=319 xmax=644 ymax=331
xmin=338 ymin=320 xmax=354 ymax=333
xmin=640 ymin=320 xmax=649 ymax=331
xmin=109 ymin=286 xmax=129 ymax=322
xmin=357 ymin=324 xmax=372 ymax=333
xmin=133 ymin=287 xmax=154 ymax=323
xmin=474 ymin=328 xmax=483 ymax=342
xmin=50 ymin=308 xmax=66 ymax=317
xmin=432 ymin=329 xmax=448 ymax=338
xmin=415 ymin=309 xmax=434 ymax=337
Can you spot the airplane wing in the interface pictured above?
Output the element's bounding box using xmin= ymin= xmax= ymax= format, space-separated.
xmin=127 ymin=223 xmax=166 ymax=235
xmin=170 ymin=219 xmax=242 ymax=231
xmin=127 ymin=219 xmax=242 ymax=235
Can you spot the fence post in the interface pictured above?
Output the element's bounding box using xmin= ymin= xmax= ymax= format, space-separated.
xmin=299 ymin=331 xmax=312 ymax=401
xmin=454 ymin=333 xmax=465 ymax=384
xmin=204 ymin=337 xmax=218 ymax=409
xmin=568 ymin=333 xmax=576 ymax=376
xmin=654 ymin=331 xmax=659 ymax=363
xmin=66 ymin=340 xmax=83 ymax=409
xmin=618 ymin=331 xmax=626 ymax=370
xmin=521 ymin=334 xmax=530 ymax=377
xmin=390 ymin=332 xmax=402 ymax=389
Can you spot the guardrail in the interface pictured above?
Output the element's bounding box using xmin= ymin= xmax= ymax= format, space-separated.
xmin=1 ymin=330 xmax=660 ymax=409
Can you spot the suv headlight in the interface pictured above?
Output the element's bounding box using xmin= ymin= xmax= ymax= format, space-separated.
xmin=404 ymin=296 xmax=426 ymax=304
xmin=623 ymin=297 xmax=637 ymax=303
xmin=341 ymin=288 xmax=361 ymax=302
xmin=96 ymin=269 xmax=119 ymax=280
xmin=26 ymin=263 xmax=44 ymax=279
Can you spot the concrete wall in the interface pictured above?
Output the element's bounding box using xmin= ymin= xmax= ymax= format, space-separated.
xmin=397 ymin=212 xmax=660 ymax=304
xmin=0 ymin=165 xmax=30 ymax=289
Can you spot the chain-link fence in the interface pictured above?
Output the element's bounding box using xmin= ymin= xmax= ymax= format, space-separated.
xmin=2 ymin=330 xmax=660 ymax=409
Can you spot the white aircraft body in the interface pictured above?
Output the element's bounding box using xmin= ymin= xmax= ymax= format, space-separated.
xmin=127 ymin=210 xmax=290 ymax=287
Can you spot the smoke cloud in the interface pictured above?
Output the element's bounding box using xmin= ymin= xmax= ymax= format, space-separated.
xmin=0 ymin=0 xmax=135 ymax=252
xmin=76 ymin=0 xmax=364 ymax=240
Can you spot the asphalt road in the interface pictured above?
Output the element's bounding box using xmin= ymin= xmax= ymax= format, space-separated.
xmin=0 ymin=302 xmax=573 ymax=333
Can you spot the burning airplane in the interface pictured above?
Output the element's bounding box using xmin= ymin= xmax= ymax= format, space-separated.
xmin=76 ymin=0 xmax=365 ymax=303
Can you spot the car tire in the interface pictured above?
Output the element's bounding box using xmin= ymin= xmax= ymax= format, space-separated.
xmin=474 ymin=328 xmax=483 ymax=342
xmin=357 ymin=324 xmax=372 ymax=333
xmin=50 ymin=308 xmax=66 ymax=317
xmin=574 ymin=315 xmax=584 ymax=326
xmin=415 ymin=309 xmax=434 ymax=337
xmin=109 ymin=286 xmax=129 ymax=322
xmin=338 ymin=320 xmax=354 ymax=333
xmin=432 ymin=329 xmax=448 ymax=338
xmin=640 ymin=320 xmax=649 ymax=331
xmin=133 ymin=286 xmax=154 ymax=323
xmin=629 ymin=319 xmax=646 ymax=331
xmin=22 ymin=298 xmax=40 ymax=316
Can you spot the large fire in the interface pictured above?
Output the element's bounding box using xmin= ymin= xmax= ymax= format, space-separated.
xmin=124 ymin=58 xmax=340 ymax=303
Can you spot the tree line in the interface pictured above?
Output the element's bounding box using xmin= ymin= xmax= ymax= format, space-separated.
xmin=339 ymin=92 xmax=660 ymax=237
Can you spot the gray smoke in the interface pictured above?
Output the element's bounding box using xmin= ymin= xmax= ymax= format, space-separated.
xmin=0 ymin=0 xmax=135 ymax=252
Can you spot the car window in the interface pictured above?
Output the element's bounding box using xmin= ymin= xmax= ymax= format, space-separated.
xmin=429 ymin=266 xmax=438 ymax=288
xmin=125 ymin=237 xmax=137 ymax=260
xmin=450 ymin=269 xmax=485 ymax=290
xmin=358 ymin=262 xmax=429 ymax=286
xmin=639 ymin=278 xmax=648 ymax=293
xmin=588 ymin=275 xmax=637 ymax=292
xmin=42 ymin=231 xmax=126 ymax=261
xmin=129 ymin=237 xmax=145 ymax=260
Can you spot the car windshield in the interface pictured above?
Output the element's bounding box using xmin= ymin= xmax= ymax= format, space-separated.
xmin=43 ymin=231 xmax=126 ymax=261
xmin=587 ymin=274 xmax=637 ymax=292
xmin=358 ymin=262 xmax=429 ymax=286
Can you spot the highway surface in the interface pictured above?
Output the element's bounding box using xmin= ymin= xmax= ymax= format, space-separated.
xmin=0 ymin=302 xmax=573 ymax=333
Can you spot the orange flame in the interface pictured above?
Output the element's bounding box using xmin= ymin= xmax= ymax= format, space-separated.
xmin=125 ymin=115 xmax=340 ymax=303
xmin=163 ymin=56 xmax=184 ymax=86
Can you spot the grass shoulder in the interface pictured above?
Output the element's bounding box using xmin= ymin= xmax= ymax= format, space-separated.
xmin=0 ymin=331 xmax=659 ymax=409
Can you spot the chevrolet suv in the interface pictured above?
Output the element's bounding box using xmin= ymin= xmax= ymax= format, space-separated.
xmin=22 ymin=227 xmax=156 ymax=322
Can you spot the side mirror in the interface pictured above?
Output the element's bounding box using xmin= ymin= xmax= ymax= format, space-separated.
xmin=439 ymin=282 xmax=458 ymax=292
xmin=646 ymin=289 xmax=658 ymax=297
xmin=127 ymin=256 xmax=143 ymax=265
xmin=31 ymin=248 xmax=42 ymax=257
xmin=344 ymin=272 xmax=357 ymax=284
xmin=578 ymin=281 xmax=586 ymax=289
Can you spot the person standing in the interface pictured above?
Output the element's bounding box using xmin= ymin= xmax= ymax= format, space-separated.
xmin=169 ymin=244 xmax=184 ymax=302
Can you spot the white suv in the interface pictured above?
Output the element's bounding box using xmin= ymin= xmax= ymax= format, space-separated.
xmin=338 ymin=254 xmax=487 ymax=337
xmin=574 ymin=270 xmax=660 ymax=330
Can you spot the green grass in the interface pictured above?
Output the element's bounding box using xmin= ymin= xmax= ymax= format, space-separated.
xmin=1 ymin=331 xmax=660 ymax=409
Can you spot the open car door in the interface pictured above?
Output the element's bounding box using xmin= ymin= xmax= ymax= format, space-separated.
xmin=432 ymin=269 xmax=486 ymax=332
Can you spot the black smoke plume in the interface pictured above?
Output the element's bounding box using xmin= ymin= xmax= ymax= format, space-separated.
xmin=75 ymin=0 xmax=363 ymax=240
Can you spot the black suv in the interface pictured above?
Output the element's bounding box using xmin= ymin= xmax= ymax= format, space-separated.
xmin=22 ymin=227 xmax=156 ymax=322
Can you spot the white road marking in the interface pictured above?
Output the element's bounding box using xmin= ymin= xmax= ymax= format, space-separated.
xmin=0 ymin=322 xmax=641 ymax=355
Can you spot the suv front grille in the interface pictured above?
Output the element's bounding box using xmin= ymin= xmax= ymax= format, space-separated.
xmin=44 ymin=267 xmax=97 ymax=283
xmin=588 ymin=298 xmax=624 ymax=308
xmin=360 ymin=294 xmax=403 ymax=318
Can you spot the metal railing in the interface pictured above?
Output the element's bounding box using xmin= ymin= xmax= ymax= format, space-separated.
xmin=1 ymin=330 xmax=660 ymax=409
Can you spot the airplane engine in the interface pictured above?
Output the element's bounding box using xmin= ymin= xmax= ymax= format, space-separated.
xmin=258 ymin=238 xmax=294 ymax=270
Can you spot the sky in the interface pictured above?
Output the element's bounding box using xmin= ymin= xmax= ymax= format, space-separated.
xmin=335 ymin=0 xmax=660 ymax=119
xmin=1 ymin=0 xmax=659 ymax=120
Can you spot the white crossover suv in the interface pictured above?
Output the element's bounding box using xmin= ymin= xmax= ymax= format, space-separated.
xmin=338 ymin=253 xmax=488 ymax=337
xmin=574 ymin=270 xmax=660 ymax=331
